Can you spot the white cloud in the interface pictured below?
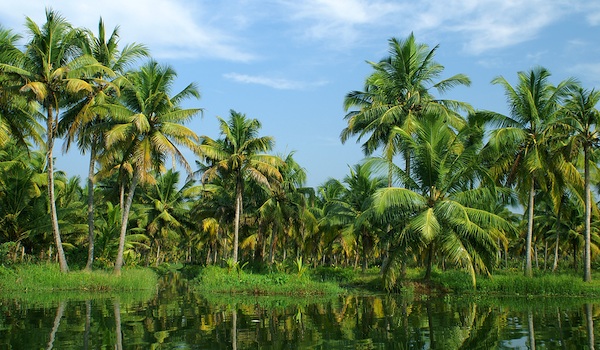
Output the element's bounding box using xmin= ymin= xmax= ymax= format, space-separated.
xmin=0 ymin=0 xmax=255 ymax=62
xmin=224 ymin=72 xmax=327 ymax=90
xmin=278 ymin=0 xmax=576 ymax=54
xmin=279 ymin=0 xmax=406 ymax=47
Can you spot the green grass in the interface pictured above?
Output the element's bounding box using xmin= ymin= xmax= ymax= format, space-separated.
xmin=194 ymin=265 xmax=344 ymax=296
xmin=0 ymin=263 xmax=158 ymax=293
xmin=431 ymin=269 xmax=600 ymax=297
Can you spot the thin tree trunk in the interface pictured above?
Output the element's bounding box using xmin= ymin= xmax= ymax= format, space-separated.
xmin=233 ymin=181 xmax=242 ymax=264
xmin=47 ymin=107 xmax=68 ymax=273
xmin=424 ymin=242 xmax=434 ymax=280
xmin=155 ymin=244 xmax=161 ymax=267
xmin=584 ymin=146 xmax=592 ymax=282
xmin=544 ymin=240 xmax=548 ymax=270
xmin=85 ymin=142 xmax=98 ymax=271
xmin=552 ymin=234 xmax=560 ymax=272
xmin=114 ymin=174 xmax=139 ymax=275
xmin=525 ymin=180 xmax=535 ymax=277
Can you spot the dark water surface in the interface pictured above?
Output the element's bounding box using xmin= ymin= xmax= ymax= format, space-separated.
xmin=1 ymin=273 xmax=598 ymax=349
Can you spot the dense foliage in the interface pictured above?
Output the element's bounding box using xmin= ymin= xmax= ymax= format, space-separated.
xmin=1 ymin=11 xmax=599 ymax=289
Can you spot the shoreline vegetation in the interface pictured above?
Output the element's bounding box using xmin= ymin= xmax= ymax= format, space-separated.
xmin=3 ymin=264 xmax=600 ymax=300
xmin=0 ymin=264 xmax=157 ymax=293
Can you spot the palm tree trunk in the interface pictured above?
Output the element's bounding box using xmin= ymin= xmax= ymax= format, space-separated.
xmin=424 ymin=242 xmax=434 ymax=280
xmin=233 ymin=180 xmax=243 ymax=264
xmin=525 ymin=180 xmax=535 ymax=277
xmin=114 ymin=174 xmax=139 ymax=275
xmin=552 ymin=234 xmax=560 ymax=272
xmin=584 ymin=146 xmax=592 ymax=282
xmin=46 ymin=108 xmax=68 ymax=273
xmin=85 ymin=142 xmax=98 ymax=271
xmin=544 ymin=240 xmax=548 ymax=270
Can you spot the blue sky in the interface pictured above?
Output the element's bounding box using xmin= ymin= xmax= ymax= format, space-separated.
xmin=1 ymin=1 xmax=600 ymax=187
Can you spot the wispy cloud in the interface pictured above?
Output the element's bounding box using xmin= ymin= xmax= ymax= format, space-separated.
xmin=0 ymin=0 xmax=256 ymax=62
xmin=279 ymin=0 xmax=406 ymax=48
xmin=278 ymin=0 xmax=576 ymax=54
xmin=0 ymin=0 xmax=592 ymax=60
xmin=224 ymin=72 xmax=328 ymax=90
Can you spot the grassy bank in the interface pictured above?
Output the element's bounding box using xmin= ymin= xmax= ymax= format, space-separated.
xmin=430 ymin=269 xmax=600 ymax=297
xmin=0 ymin=263 xmax=157 ymax=293
xmin=193 ymin=265 xmax=344 ymax=296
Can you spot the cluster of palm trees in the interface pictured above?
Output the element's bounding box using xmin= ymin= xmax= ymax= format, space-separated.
xmin=0 ymin=10 xmax=200 ymax=275
xmin=0 ymin=11 xmax=599 ymax=286
xmin=342 ymin=34 xmax=600 ymax=284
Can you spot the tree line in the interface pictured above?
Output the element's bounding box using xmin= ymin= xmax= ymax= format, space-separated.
xmin=0 ymin=10 xmax=599 ymax=287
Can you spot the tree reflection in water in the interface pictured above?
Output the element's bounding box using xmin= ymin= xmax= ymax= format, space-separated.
xmin=1 ymin=274 xmax=599 ymax=348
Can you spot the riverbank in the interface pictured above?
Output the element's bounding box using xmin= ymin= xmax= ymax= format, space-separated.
xmin=0 ymin=264 xmax=157 ymax=292
xmin=193 ymin=265 xmax=600 ymax=298
xmin=4 ymin=263 xmax=600 ymax=299
xmin=192 ymin=265 xmax=344 ymax=296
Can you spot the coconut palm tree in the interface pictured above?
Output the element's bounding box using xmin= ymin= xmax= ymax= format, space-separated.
xmin=0 ymin=26 xmax=42 ymax=148
xmin=374 ymin=114 xmax=513 ymax=288
xmin=558 ymin=86 xmax=600 ymax=281
xmin=197 ymin=110 xmax=282 ymax=264
xmin=0 ymin=10 xmax=112 ymax=272
xmin=139 ymin=169 xmax=200 ymax=265
xmin=257 ymin=152 xmax=315 ymax=265
xmin=323 ymin=163 xmax=387 ymax=271
xmin=484 ymin=67 xmax=577 ymax=277
xmin=59 ymin=18 xmax=148 ymax=270
xmin=106 ymin=60 xmax=201 ymax=275
xmin=341 ymin=33 xmax=472 ymax=185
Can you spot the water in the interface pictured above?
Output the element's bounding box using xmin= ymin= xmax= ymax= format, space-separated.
xmin=0 ymin=273 xmax=598 ymax=349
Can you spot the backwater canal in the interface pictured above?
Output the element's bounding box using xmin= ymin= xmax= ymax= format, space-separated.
xmin=1 ymin=273 xmax=599 ymax=349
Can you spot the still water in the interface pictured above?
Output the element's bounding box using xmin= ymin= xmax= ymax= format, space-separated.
xmin=1 ymin=273 xmax=598 ymax=349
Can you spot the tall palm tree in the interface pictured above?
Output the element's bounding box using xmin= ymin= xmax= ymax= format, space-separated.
xmin=341 ymin=33 xmax=472 ymax=185
xmin=559 ymin=87 xmax=600 ymax=281
xmin=0 ymin=10 xmax=112 ymax=272
xmin=197 ymin=110 xmax=282 ymax=264
xmin=106 ymin=60 xmax=201 ymax=275
xmin=0 ymin=26 xmax=42 ymax=148
xmin=374 ymin=114 xmax=513 ymax=288
xmin=59 ymin=18 xmax=148 ymax=270
xmin=485 ymin=67 xmax=577 ymax=277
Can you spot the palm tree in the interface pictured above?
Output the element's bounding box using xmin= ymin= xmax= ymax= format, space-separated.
xmin=106 ymin=60 xmax=201 ymax=275
xmin=197 ymin=110 xmax=282 ymax=264
xmin=0 ymin=10 xmax=112 ymax=272
xmin=485 ymin=67 xmax=577 ymax=277
xmin=139 ymin=169 xmax=200 ymax=265
xmin=374 ymin=114 xmax=513 ymax=288
xmin=341 ymin=33 xmax=472 ymax=185
xmin=59 ymin=18 xmax=148 ymax=270
xmin=0 ymin=26 xmax=42 ymax=148
xmin=258 ymin=152 xmax=315 ymax=265
xmin=558 ymin=86 xmax=600 ymax=281
xmin=324 ymin=163 xmax=387 ymax=271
